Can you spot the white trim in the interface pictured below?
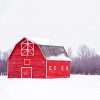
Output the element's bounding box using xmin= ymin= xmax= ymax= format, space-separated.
xmin=37 ymin=44 xmax=47 ymax=60
xmin=61 ymin=66 xmax=64 ymax=70
xmin=21 ymin=67 xmax=32 ymax=78
xmin=21 ymin=39 xmax=34 ymax=56
xmin=22 ymin=39 xmax=27 ymax=43
xmin=24 ymin=59 xmax=31 ymax=65
xmin=36 ymin=43 xmax=47 ymax=79
xmin=66 ymin=66 xmax=68 ymax=70
xmin=49 ymin=65 xmax=52 ymax=70
xmin=54 ymin=66 xmax=56 ymax=70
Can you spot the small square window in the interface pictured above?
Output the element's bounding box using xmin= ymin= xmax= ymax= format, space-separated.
xmin=49 ymin=66 xmax=52 ymax=70
xmin=24 ymin=59 xmax=30 ymax=65
xmin=66 ymin=66 xmax=68 ymax=70
xmin=61 ymin=66 xmax=64 ymax=70
xmin=54 ymin=66 xmax=56 ymax=70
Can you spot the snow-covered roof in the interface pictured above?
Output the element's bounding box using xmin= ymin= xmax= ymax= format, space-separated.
xmin=46 ymin=54 xmax=71 ymax=61
xmin=39 ymin=45 xmax=71 ymax=61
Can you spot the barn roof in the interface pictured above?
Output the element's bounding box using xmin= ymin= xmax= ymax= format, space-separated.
xmin=39 ymin=45 xmax=71 ymax=61
xmin=8 ymin=37 xmax=71 ymax=61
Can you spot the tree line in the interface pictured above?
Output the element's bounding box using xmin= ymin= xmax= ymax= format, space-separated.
xmin=69 ymin=45 xmax=100 ymax=75
xmin=0 ymin=51 xmax=9 ymax=75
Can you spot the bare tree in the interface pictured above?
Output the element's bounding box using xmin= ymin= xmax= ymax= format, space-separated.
xmin=0 ymin=50 xmax=11 ymax=75
xmin=67 ymin=47 xmax=72 ymax=58
xmin=71 ymin=44 xmax=100 ymax=75
xmin=77 ymin=45 xmax=95 ymax=59
xmin=2 ymin=49 xmax=11 ymax=60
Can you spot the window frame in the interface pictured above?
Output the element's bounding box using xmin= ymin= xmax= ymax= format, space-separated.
xmin=49 ymin=66 xmax=52 ymax=70
xmin=61 ymin=66 xmax=64 ymax=70
xmin=54 ymin=66 xmax=56 ymax=70
xmin=24 ymin=59 xmax=31 ymax=65
xmin=66 ymin=66 xmax=69 ymax=70
xmin=21 ymin=39 xmax=34 ymax=56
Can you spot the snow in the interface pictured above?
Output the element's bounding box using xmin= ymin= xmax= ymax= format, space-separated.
xmin=47 ymin=54 xmax=71 ymax=61
xmin=0 ymin=75 xmax=100 ymax=100
xmin=9 ymin=36 xmax=50 ymax=51
xmin=27 ymin=36 xmax=50 ymax=45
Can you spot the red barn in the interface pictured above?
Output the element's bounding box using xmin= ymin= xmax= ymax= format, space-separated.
xmin=8 ymin=37 xmax=71 ymax=78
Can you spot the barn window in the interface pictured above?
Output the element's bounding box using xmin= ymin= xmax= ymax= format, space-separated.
xmin=24 ymin=59 xmax=30 ymax=65
xmin=54 ymin=66 xmax=56 ymax=70
xmin=66 ymin=66 xmax=68 ymax=70
xmin=49 ymin=66 xmax=51 ymax=70
xmin=61 ymin=66 xmax=64 ymax=70
xmin=21 ymin=39 xmax=34 ymax=56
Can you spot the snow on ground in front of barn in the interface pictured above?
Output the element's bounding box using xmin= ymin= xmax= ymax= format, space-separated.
xmin=0 ymin=75 xmax=100 ymax=100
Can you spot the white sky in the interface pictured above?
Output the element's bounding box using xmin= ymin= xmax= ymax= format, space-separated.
xmin=0 ymin=0 xmax=100 ymax=56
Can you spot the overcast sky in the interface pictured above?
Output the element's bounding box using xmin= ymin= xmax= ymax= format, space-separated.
xmin=0 ymin=0 xmax=100 ymax=56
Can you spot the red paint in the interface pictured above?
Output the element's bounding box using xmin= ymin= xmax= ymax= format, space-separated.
xmin=8 ymin=38 xmax=46 ymax=78
xmin=47 ymin=60 xmax=70 ymax=78
xmin=8 ymin=37 xmax=71 ymax=78
xmin=21 ymin=67 xmax=32 ymax=78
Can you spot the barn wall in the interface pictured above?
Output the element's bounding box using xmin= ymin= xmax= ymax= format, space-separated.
xmin=47 ymin=60 xmax=70 ymax=78
xmin=8 ymin=39 xmax=46 ymax=78
xmin=32 ymin=43 xmax=46 ymax=78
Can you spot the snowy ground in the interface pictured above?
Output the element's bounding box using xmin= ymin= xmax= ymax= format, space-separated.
xmin=0 ymin=75 xmax=100 ymax=100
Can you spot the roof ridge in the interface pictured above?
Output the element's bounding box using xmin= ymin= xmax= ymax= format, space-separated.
xmin=39 ymin=44 xmax=64 ymax=47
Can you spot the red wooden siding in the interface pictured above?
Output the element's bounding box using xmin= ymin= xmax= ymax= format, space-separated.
xmin=21 ymin=67 xmax=32 ymax=78
xmin=47 ymin=60 xmax=70 ymax=78
xmin=8 ymin=38 xmax=46 ymax=78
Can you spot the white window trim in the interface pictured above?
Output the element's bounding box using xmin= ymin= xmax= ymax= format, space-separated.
xmin=24 ymin=59 xmax=31 ymax=65
xmin=61 ymin=66 xmax=64 ymax=70
xmin=66 ymin=66 xmax=68 ymax=70
xmin=54 ymin=66 xmax=56 ymax=70
xmin=49 ymin=66 xmax=52 ymax=70
xmin=21 ymin=67 xmax=32 ymax=78
xmin=21 ymin=39 xmax=34 ymax=56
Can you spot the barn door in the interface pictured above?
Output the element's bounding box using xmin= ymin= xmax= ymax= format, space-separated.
xmin=21 ymin=67 xmax=32 ymax=78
